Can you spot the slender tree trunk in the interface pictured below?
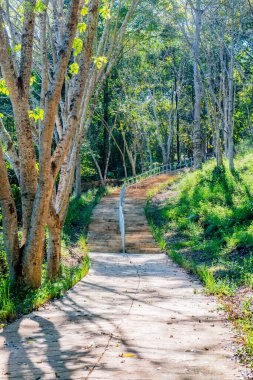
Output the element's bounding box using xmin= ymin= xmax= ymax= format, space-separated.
xmin=102 ymin=80 xmax=110 ymax=179
xmin=137 ymin=137 xmax=146 ymax=172
xmin=175 ymin=76 xmax=180 ymax=163
xmin=47 ymin=213 xmax=61 ymax=280
xmin=216 ymin=119 xmax=223 ymax=166
xmin=193 ymin=0 xmax=202 ymax=169
xmin=74 ymin=152 xmax=82 ymax=198
xmin=88 ymin=145 xmax=106 ymax=186
xmin=122 ymin=133 xmax=136 ymax=176
xmin=0 ymin=144 xmax=20 ymax=281
xmin=227 ymin=0 xmax=235 ymax=171
xmin=103 ymin=134 xmax=111 ymax=181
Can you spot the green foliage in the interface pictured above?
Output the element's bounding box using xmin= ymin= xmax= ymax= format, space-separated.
xmin=0 ymin=79 xmax=9 ymax=96
xmin=146 ymin=151 xmax=253 ymax=360
xmin=0 ymin=234 xmax=8 ymax=279
xmin=34 ymin=0 xmax=46 ymax=13
xmin=77 ymin=22 xmax=87 ymax=34
xmin=30 ymin=75 xmax=37 ymax=86
xmin=99 ymin=3 xmax=111 ymax=19
xmin=69 ymin=62 xmax=80 ymax=75
xmin=0 ymin=189 xmax=107 ymax=324
xmin=80 ymin=6 xmax=88 ymax=16
xmin=0 ymin=257 xmax=90 ymax=323
xmin=28 ymin=108 xmax=44 ymax=122
xmin=63 ymin=187 xmax=107 ymax=246
xmin=93 ymin=56 xmax=108 ymax=69
xmin=13 ymin=44 xmax=21 ymax=53
xmin=72 ymin=38 xmax=83 ymax=56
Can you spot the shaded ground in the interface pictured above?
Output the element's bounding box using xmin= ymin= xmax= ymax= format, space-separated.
xmin=0 ymin=253 xmax=245 ymax=379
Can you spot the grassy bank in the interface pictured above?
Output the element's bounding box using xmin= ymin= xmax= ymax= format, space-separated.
xmin=0 ymin=187 xmax=106 ymax=325
xmin=146 ymin=153 xmax=253 ymax=363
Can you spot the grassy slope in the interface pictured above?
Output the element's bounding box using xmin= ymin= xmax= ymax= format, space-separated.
xmin=146 ymin=153 xmax=253 ymax=363
xmin=0 ymin=187 xmax=106 ymax=325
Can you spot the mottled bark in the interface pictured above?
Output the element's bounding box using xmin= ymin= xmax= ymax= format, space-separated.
xmin=193 ymin=0 xmax=202 ymax=169
xmin=0 ymin=144 xmax=20 ymax=281
xmin=47 ymin=209 xmax=61 ymax=280
xmin=74 ymin=153 xmax=82 ymax=198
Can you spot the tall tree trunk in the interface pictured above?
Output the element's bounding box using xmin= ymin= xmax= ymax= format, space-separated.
xmin=227 ymin=0 xmax=235 ymax=171
xmin=88 ymin=145 xmax=106 ymax=186
xmin=215 ymin=119 xmax=223 ymax=166
xmin=193 ymin=0 xmax=202 ymax=169
xmin=47 ymin=211 xmax=61 ymax=280
xmin=175 ymin=76 xmax=180 ymax=163
xmin=122 ymin=133 xmax=136 ymax=177
xmin=74 ymin=152 xmax=82 ymax=198
xmin=0 ymin=144 xmax=20 ymax=281
xmin=103 ymin=134 xmax=111 ymax=181
xmin=102 ymin=79 xmax=110 ymax=179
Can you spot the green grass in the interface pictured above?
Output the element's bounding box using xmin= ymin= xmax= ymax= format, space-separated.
xmin=63 ymin=187 xmax=108 ymax=247
xmin=146 ymin=152 xmax=253 ymax=361
xmin=0 ymin=257 xmax=90 ymax=323
xmin=0 ymin=188 xmax=107 ymax=325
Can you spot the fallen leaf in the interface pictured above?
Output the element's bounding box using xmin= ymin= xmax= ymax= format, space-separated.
xmin=120 ymin=353 xmax=136 ymax=358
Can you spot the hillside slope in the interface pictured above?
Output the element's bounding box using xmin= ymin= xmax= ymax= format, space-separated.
xmin=146 ymin=152 xmax=253 ymax=365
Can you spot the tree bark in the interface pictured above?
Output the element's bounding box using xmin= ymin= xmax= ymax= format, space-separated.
xmin=47 ymin=211 xmax=61 ymax=280
xmin=193 ymin=0 xmax=202 ymax=169
xmin=74 ymin=152 xmax=82 ymax=198
xmin=0 ymin=144 xmax=20 ymax=282
xmin=227 ymin=0 xmax=235 ymax=171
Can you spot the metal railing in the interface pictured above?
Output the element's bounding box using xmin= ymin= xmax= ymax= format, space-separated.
xmin=124 ymin=157 xmax=193 ymax=188
xmin=118 ymin=158 xmax=194 ymax=254
xmin=119 ymin=183 xmax=126 ymax=254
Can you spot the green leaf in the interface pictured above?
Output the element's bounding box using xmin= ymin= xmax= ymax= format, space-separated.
xmin=80 ymin=6 xmax=88 ymax=16
xmin=93 ymin=56 xmax=108 ymax=69
xmin=34 ymin=0 xmax=46 ymax=13
xmin=99 ymin=5 xmax=110 ymax=19
xmin=13 ymin=44 xmax=21 ymax=53
xmin=30 ymin=75 xmax=36 ymax=86
xmin=77 ymin=22 xmax=87 ymax=33
xmin=69 ymin=62 xmax=79 ymax=75
xmin=28 ymin=108 xmax=44 ymax=122
xmin=72 ymin=38 xmax=83 ymax=56
xmin=0 ymin=79 xmax=9 ymax=96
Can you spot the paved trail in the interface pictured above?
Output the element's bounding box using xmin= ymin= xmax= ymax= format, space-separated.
xmin=0 ymin=253 xmax=244 ymax=379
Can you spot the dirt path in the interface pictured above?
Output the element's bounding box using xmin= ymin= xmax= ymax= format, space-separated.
xmin=0 ymin=253 xmax=245 ymax=379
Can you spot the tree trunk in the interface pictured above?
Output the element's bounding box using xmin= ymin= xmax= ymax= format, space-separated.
xmin=227 ymin=0 xmax=235 ymax=171
xmin=122 ymin=133 xmax=137 ymax=177
xmin=102 ymin=79 xmax=110 ymax=179
xmin=74 ymin=152 xmax=82 ymax=198
xmin=0 ymin=144 xmax=20 ymax=282
xmin=175 ymin=76 xmax=180 ymax=163
xmin=216 ymin=119 xmax=223 ymax=166
xmin=193 ymin=0 xmax=202 ymax=169
xmin=47 ymin=219 xmax=61 ymax=280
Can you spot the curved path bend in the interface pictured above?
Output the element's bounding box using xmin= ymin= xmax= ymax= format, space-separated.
xmin=0 ymin=175 xmax=245 ymax=380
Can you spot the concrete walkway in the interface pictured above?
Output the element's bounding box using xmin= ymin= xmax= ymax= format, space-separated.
xmin=0 ymin=253 xmax=244 ymax=379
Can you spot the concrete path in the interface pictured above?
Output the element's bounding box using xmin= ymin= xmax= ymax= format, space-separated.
xmin=0 ymin=253 xmax=244 ymax=379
